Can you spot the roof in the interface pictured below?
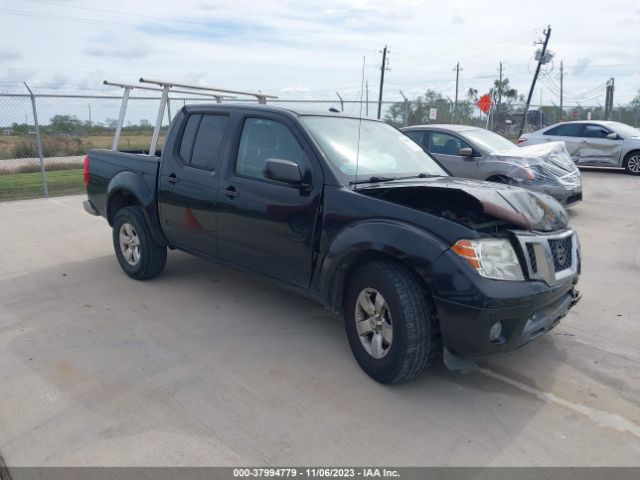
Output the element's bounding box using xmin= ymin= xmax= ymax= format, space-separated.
xmin=401 ymin=124 xmax=482 ymax=132
xmin=182 ymin=103 xmax=383 ymax=122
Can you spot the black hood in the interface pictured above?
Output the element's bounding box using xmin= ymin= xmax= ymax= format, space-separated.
xmin=359 ymin=176 xmax=569 ymax=232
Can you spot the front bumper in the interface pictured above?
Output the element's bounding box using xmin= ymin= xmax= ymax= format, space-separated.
xmin=429 ymin=228 xmax=581 ymax=358
xmin=433 ymin=280 xmax=580 ymax=358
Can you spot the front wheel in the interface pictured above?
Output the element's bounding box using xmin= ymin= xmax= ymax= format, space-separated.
xmin=623 ymin=151 xmax=640 ymax=175
xmin=112 ymin=206 xmax=167 ymax=280
xmin=344 ymin=260 xmax=441 ymax=383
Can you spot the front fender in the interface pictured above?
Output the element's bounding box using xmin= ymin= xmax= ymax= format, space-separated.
xmin=317 ymin=220 xmax=450 ymax=313
xmin=106 ymin=171 xmax=166 ymax=245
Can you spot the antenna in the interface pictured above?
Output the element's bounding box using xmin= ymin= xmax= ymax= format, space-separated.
xmin=354 ymin=56 xmax=366 ymax=187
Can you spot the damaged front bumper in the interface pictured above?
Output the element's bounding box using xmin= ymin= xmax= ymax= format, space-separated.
xmin=526 ymin=183 xmax=583 ymax=207
xmin=430 ymin=228 xmax=581 ymax=364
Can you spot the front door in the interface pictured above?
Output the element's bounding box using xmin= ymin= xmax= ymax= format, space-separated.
xmin=216 ymin=114 xmax=322 ymax=288
xmin=425 ymin=131 xmax=478 ymax=177
xmin=576 ymin=124 xmax=623 ymax=166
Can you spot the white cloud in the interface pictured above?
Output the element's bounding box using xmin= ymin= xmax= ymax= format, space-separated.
xmin=0 ymin=0 xmax=637 ymax=103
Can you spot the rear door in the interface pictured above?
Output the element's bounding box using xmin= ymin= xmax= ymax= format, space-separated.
xmin=423 ymin=130 xmax=478 ymax=177
xmin=158 ymin=112 xmax=229 ymax=256
xmin=541 ymin=123 xmax=583 ymax=159
xmin=576 ymin=123 xmax=623 ymax=166
xmin=216 ymin=113 xmax=322 ymax=288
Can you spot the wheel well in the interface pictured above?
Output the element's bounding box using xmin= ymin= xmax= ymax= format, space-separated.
xmin=329 ymin=251 xmax=434 ymax=316
xmin=624 ymin=149 xmax=640 ymax=162
xmin=486 ymin=175 xmax=508 ymax=183
xmin=107 ymin=190 xmax=139 ymax=225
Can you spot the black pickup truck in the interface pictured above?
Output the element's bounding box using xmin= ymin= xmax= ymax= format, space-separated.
xmin=83 ymin=104 xmax=581 ymax=383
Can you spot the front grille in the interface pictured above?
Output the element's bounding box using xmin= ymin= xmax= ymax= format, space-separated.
xmin=526 ymin=243 xmax=537 ymax=272
xmin=548 ymin=236 xmax=573 ymax=271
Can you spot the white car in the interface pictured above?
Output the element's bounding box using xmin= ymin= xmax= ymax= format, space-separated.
xmin=518 ymin=121 xmax=640 ymax=175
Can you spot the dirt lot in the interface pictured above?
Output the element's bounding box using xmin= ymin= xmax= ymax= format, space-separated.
xmin=0 ymin=169 xmax=639 ymax=467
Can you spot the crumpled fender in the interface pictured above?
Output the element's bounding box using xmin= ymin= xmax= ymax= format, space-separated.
xmin=317 ymin=219 xmax=450 ymax=312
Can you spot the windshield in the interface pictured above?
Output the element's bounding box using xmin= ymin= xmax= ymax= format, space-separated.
xmin=300 ymin=116 xmax=447 ymax=181
xmin=605 ymin=121 xmax=640 ymax=138
xmin=461 ymin=128 xmax=518 ymax=153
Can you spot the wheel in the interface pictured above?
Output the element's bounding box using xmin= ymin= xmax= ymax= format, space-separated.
xmin=112 ymin=206 xmax=167 ymax=280
xmin=344 ymin=260 xmax=441 ymax=383
xmin=623 ymin=151 xmax=640 ymax=175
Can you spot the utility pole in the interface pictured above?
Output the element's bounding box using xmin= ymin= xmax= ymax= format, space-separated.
xmin=365 ymin=80 xmax=369 ymax=116
xmin=518 ymin=25 xmax=552 ymax=139
xmin=559 ymin=60 xmax=564 ymax=121
xmin=497 ymin=62 xmax=503 ymax=113
xmin=453 ymin=62 xmax=461 ymax=122
xmin=377 ymin=45 xmax=389 ymax=119
xmin=604 ymin=77 xmax=615 ymax=120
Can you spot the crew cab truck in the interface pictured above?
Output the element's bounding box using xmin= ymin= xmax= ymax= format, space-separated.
xmin=83 ymin=104 xmax=581 ymax=383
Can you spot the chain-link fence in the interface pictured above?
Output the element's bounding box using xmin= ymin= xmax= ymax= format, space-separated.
xmin=1 ymin=85 xmax=638 ymax=202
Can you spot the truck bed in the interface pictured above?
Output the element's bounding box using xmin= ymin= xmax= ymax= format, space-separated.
xmin=86 ymin=149 xmax=160 ymax=219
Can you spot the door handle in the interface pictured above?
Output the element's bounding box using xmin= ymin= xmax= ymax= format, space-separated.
xmin=223 ymin=185 xmax=239 ymax=199
xmin=167 ymin=173 xmax=178 ymax=185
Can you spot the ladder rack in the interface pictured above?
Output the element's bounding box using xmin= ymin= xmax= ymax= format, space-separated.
xmin=104 ymin=78 xmax=278 ymax=153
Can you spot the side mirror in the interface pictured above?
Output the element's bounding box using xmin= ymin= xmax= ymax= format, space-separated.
xmin=458 ymin=147 xmax=474 ymax=157
xmin=606 ymin=132 xmax=619 ymax=140
xmin=264 ymin=158 xmax=307 ymax=187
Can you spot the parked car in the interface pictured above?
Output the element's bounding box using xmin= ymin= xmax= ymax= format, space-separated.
xmin=83 ymin=105 xmax=581 ymax=383
xmin=401 ymin=124 xmax=582 ymax=206
xmin=518 ymin=120 xmax=640 ymax=175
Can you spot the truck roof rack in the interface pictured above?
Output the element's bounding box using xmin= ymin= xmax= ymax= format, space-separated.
xmin=104 ymin=77 xmax=278 ymax=153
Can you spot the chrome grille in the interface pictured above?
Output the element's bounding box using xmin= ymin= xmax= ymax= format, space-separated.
xmin=515 ymin=229 xmax=579 ymax=285
xmin=526 ymin=243 xmax=537 ymax=272
xmin=548 ymin=236 xmax=573 ymax=272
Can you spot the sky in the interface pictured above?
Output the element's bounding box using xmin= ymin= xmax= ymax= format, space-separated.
xmin=0 ymin=0 xmax=639 ymax=111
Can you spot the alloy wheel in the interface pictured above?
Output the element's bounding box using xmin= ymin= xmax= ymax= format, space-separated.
xmin=354 ymin=288 xmax=393 ymax=359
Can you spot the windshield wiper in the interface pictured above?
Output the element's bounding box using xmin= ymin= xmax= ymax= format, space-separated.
xmin=349 ymin=176 xmax=397 ymax=185
xmin=394 ymin=173 xmax=441 ymax=180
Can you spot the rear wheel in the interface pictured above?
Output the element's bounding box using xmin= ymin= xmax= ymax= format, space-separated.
xmin=623 ymin=151 xmax=640 ymax=175
xmin=344 ymin=260 xmax=441 ymax=384
xmin=112 ymin=206 xmax=167 ymax=280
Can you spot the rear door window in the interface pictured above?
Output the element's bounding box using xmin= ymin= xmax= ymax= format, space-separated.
xmin=544 ymin=124 xmax=583 ymax=137
xmin=179 ymin=114 xmax=201 ymax=163
xmin=404 ymin=130 xmax=425 ymax=146
xmin=179 ymin=114 xmax=229 ymax=171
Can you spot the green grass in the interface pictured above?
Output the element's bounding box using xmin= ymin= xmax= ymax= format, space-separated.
xmin=0 ymin=168 xmax=84 ymax=201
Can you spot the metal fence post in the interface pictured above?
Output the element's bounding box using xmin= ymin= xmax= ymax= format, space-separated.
xmin=23 ymin=82 xmax=48 ymax=197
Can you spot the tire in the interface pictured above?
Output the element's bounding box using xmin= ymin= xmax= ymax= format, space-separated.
xmin=112 ymin=206 xmax=167 ymax=280
xmin=623 ymin=151 xmax=640 ymax=175
xmin=344 ymin=260 xmax=441 ymax=384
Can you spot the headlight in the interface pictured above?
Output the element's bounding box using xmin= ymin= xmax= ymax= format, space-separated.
xmin=452 ymin=238 xmax=524 ymax=281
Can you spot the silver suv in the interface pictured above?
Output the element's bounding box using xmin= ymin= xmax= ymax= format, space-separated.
xmin=518 ymin=120 xmax=640 ymax=175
